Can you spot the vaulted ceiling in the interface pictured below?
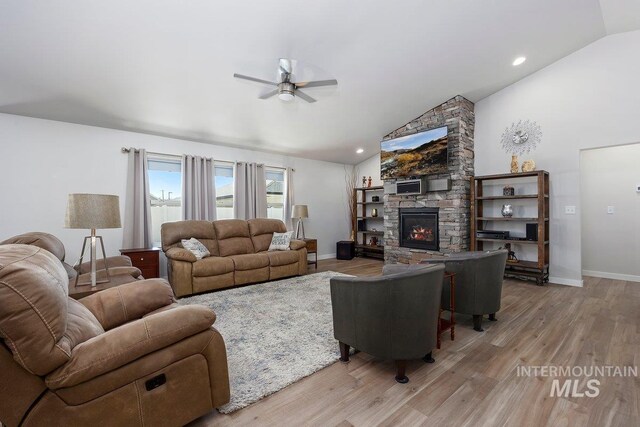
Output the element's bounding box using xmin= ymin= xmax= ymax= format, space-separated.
xmin=1 ymin=0 xmax=638 ymax=164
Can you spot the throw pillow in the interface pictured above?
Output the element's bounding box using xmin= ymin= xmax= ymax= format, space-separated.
xmin=269 ymin=231 xmax=294 ymax=251
xmin=181 ymin=238 xmax=211 ymax=260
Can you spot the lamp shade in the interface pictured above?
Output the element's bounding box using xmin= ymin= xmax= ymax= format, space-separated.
xmin=292 ymin=204 xmax=309 ymax=219
xmin=65 ymin=194 xmax=122 ymax=229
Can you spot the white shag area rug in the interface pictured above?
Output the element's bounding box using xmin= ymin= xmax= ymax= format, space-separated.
xmin=179 ymin=271 xmax=351 ymax=414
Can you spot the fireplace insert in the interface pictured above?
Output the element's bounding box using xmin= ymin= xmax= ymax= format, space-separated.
xmin=399 ymin=207 xmax=439 ymax=251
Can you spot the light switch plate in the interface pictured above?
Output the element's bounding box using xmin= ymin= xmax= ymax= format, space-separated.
xmin=565 ymin=206 xmax=576 ymax=215
xmin=607 ymin=206 xmax=615 ymax=214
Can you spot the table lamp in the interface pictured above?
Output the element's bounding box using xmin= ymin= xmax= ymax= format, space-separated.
xmin=292 ymin=204 xmax=309 ymax=239
xmin=65 ymin=194 xmax=122 ymax=287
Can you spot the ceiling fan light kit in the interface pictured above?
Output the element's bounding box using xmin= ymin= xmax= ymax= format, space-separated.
xmin=234 ymin=58 xmax=337 ymax=103
xmin=278 ymin=82 xmax=295 ymax=101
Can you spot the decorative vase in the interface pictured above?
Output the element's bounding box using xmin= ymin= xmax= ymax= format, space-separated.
xmin=501 ymin=204 xmax=513 ymax=217
xmin=522 ymin=159 xmax=536 ymax=172
xmin=510 ymin=155 xmax=519 ymax=173
xmin=371 ymin=208 xmax=378 ymax=217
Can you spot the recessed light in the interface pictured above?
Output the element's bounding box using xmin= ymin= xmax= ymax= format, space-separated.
xmin=512 ymin=56 xmax=526 ymax=66
xmin=356 ymin=148 xmax=364 ymax=154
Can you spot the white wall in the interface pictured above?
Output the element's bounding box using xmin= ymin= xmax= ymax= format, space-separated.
xmin=580 ymin=143 xmax=640 ymax=281
xmin=0 ymin=113 xmax=350 ymax=265
xmin=474 ymin=30 xmax=640 ymax=286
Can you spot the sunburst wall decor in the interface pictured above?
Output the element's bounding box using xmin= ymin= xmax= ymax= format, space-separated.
xmin=501 ymin=120 xmax=542 ymax=155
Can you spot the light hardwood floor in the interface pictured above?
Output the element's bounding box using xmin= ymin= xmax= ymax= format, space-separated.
xmin=193 ymin=258 xmax=640 ymax=426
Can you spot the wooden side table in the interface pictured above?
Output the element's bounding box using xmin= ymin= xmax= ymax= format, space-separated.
xmin=302 ymin=238 xmax=318 ymax=269
xmin=437 ymin=271 xmax=456 ymax=349
xmin=120 ymin=247 xmax=161 ymax=279
xmin=69 ymin=273 xmax=141 ymax=300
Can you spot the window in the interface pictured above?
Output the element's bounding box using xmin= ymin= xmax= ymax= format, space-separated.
xmin=266 ymin=168 xmax=285 ymax=221
xmin=148 ymin=157 xmax=182 ymax=245
xmin=215 ymin=164 xmax=234 ymax=219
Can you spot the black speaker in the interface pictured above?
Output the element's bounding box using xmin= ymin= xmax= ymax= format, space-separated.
xmin=526 ymin=223 xmax=538 ymax=241
xmin=336 ymin=241 xmax=355 ymax=260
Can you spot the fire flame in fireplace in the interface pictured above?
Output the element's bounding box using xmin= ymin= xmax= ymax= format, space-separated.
xmin=409 ymin=225 xmax=434 ymax=241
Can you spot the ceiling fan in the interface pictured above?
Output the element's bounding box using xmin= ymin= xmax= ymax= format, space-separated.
xmin=233 ymin=58 xmax=337 ymax=103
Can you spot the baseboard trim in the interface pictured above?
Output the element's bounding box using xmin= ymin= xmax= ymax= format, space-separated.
xmin=549 ymin=276 xmax=584 ymax=287
xmin=317 ymin=253 xmax=337 ymax=261
xmin=582 ymin=270 xmax=640 ymax=283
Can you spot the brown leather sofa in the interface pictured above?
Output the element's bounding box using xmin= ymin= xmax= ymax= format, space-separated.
xmin=161 ymin=218 xmax=307 ymax=297
xmin=0 ymin=231 xmax=142 ymax=283
xmin=0 ymin=244 xmax=230 ymax=426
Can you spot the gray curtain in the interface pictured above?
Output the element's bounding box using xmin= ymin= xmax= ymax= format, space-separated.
xmin=284 ymin=167 xmax=294 ymax=230
xmin=123 ymin=148 xmax=153 ymax=248
xmin=182 ymin=155 xmax=216 ymax=221
xmin=234 ymin=162 xmax=267 ymax=219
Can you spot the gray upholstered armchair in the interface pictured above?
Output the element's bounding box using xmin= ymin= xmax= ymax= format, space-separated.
xmin=420 ymin=249 xmax=508 ymax=332
xmin=330 ymin=264 xmax=444 ymax=383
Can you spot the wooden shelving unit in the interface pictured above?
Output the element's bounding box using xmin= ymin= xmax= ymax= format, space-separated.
xmin=353 ymin=186 xmax=384 ymax=259
xmin=471 ymin=171 xmax=550 ymax=285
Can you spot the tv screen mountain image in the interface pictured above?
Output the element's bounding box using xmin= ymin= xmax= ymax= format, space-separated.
xmin=380 ymin=126 xmax=448 ymax=179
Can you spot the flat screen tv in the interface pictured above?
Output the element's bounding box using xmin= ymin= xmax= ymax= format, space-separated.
xmin=380 ymin=125 xmax=448 ymax=180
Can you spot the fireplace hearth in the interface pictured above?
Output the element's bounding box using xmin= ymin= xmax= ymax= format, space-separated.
xmin=399 ymin=208 xmax=439 ymax=251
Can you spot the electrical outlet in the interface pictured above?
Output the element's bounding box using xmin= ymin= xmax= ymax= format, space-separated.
xmin=607 ymin=206 xmax=615 ymax=214
xmin=565 ymin=206 xmax=576 ymax=215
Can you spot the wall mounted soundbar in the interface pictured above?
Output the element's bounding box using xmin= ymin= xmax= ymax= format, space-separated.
xmin=384 ymin=177 xmax=451 ymax=195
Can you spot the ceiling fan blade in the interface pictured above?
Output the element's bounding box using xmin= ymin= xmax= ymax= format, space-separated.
xmin=233 ymin=73 xmax=278 ymax=86
xmin=295 ymin=79 xmax=338 ymax=89
xmin=259 ymin=89 xmax=279 ymax=100
xmin=295 ymin=90 xmax=316 ymax=103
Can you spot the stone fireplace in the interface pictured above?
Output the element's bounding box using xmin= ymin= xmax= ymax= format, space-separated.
xmin=399 ymin=208 xmax=439 ymax=251
xmin=384 ymin=96 xmax=474 ymax=263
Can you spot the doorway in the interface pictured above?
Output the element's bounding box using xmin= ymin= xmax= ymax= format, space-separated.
xmin=580 ymin=143 xmax=640 ymax=282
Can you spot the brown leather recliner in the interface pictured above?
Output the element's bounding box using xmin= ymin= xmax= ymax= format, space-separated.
xmin=0 ymin=244 xmax=230 ymax=427
xmin=0 ymin=232 xmax=142 ymax=283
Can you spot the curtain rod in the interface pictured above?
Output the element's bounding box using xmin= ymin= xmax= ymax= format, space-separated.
xmin=121 ymin=147 xmax=176 ymax=158
xmin=121 ymin=147 xmax=294 ymax=171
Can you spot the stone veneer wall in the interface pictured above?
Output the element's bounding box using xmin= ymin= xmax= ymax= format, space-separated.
xmin=384 ymin=95 xmax=475 ymax=264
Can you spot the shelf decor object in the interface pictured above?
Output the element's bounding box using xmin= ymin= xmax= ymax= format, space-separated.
xmin=65 ymin=193 xmax=122 ymax=288
xmin=503 ymin=186 xmax=515 ymax=196
xmin=471 ymin=170 xmax=550 ymax=285
xmin=510 ymin=155 xmax=519 ymax=174
xmin=521 ymin=159 xmax=536 ymax=172
xmin=501 ymin=204 xmax=513 ymax=217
